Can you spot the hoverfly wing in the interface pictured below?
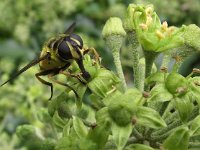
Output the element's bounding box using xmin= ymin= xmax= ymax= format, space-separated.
xmin=64 ymin=22 xmax=76 ymax=35
xmin=0 ymin=53 xmax=50 ymax=87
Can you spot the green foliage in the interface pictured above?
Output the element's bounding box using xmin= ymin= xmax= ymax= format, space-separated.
xmin=1 ymin=1 xmax=200 ymax=150
xmin=163 ymin=126 xmax=190 ymax=150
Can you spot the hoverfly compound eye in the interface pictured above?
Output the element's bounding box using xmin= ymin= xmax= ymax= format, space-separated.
xmin=57 ymin=41 xmax=73 ymax=60
xmin=70 ymin=33 xmax=83 ymax=49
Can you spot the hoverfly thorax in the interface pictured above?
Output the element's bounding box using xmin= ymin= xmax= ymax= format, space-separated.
xmin=57 ymin=33 xmax=83 ymax=61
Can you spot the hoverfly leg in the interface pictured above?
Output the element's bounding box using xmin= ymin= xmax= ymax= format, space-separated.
xmin=60 ymin=71 xmax=86 ymax=85
xmin=48 ymin=74 xmax=79 ymax=98
xmin=35 ymin=70 xmax=54 ymax=100
xmin=76 ymin=59 xmax=90 ymax=81
xmin=83 ymin=47 xmax=100 ymax=63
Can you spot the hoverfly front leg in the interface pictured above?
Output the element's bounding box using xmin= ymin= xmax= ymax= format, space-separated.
xmin=83 ymin=47 xmax=100 ymax=63
xmin=76 ymin=58 xmax=90 ymax=81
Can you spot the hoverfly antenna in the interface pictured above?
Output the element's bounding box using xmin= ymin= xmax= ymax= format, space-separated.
xmin=64 ymin=22 xmax=76 ymax=35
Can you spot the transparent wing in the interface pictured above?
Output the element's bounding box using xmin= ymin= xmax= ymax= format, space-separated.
xmin=0 ymin=53 xmax=50 ymax=86
xmin=64 ymin=22 xmax=76 ymax=34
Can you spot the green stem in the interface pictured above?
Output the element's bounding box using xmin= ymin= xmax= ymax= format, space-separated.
xmin=151 ymin=120 xmax=182 ymax=141
xmin=144 ymin=51 xmax=158 ymax=78
xmin=132 ymin=128 xmax=143 ymax=139
xmin=112 ymin=50 xmax=127 ymax=92
xmin=189 ymin=142 xmax=200 ymax=148
xmin=143 ymin=50 xmax=158 ymax=90
xmin=127 ymin=31 xmax=142 ymax=91
xmin=106 ymin=35 xmax=127 ymax=92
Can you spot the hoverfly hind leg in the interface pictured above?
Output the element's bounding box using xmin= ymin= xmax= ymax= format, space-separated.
xmin=48 ymin=74 xmax=79 ymax=98
xmin=35 ymin=70 xmax=54 ymax=100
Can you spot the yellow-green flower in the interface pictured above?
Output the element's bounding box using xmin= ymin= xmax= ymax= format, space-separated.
xmin=124 ymin=4 xmax=184 ymax=52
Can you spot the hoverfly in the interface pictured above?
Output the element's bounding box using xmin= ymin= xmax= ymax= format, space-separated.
xmin=0 ymin=22 xmax=99 ymax=100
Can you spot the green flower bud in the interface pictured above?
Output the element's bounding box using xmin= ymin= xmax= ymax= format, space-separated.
xmin=102 ymin=17 xmax=127 ymax=91
xmin=182 ymin=24 xmax=200 ymax=51
xmin=109 ymin=103 xmax=133 ymax=126
xmin=165 ymin=73 xmax=188 ymax=96
xmin=124 ymin=4 xmax=136 ymax=32
xmin=102 ymin=17 xmax=126 ymax=38
xmin=125 ymin=4 xmax=184 ymax=52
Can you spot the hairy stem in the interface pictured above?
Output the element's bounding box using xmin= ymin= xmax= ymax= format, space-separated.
xmin=143 ymin=50 xmax=159 ymax=91
xmin=127 ymin=31 xmax=142 ymax=91
xmin=112 ymin=49 xmax=127 ymax=91
xmin=106 ymin=35 xmax=127 ymax=92
xmin=144 ymin=51 xmax=158 ymax=78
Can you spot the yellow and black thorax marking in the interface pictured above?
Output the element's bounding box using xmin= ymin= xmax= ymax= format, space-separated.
xmin=39 ymin=33 xmax=84 ymax=70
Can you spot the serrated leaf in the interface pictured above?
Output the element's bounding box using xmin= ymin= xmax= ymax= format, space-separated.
xmin=163 ymin=127 xmax=189 ymax=150
xmin=111 ymin=123 xmax=132 ymax=150
xmin=125 ymin=144 xmax=155 ymax=150
xmin=73 ymin=116 xmax=88 ymax=138
xmin=136 ymin=106 xmax=167 ymax=129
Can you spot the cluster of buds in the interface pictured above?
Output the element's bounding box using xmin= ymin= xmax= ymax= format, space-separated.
xmin=124 ymin=4 xmax=184 ymax=52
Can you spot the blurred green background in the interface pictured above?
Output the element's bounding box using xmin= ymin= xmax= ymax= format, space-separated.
xmin=0 ymin=0 xmax=200 ymax=149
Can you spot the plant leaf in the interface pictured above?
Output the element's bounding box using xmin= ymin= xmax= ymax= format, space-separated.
xmin=189 ymin=115 xmax=200 ymax=136
xmin=63 ymin=119 xmax=72 ymax=137
xmin=148 ymin=83 xmax=173 ymax=102
xmin=52 ymin=111 xmax=67 ymax=129
xmin=87 ymin=121 xmax=111 ymax=150
xmin=136 ymin=106 xmax=167 ymax=129
xmin=111 ymin=123 xmax=132 ymax=150
xmin=163 ymin=126 xmax=189 ymax=150
xmin=73 ymin=116 xmax=88 ymax=138
xmin=125 ymin=144 xmax=155 ymax=150
xmin=174 ymin=95 xmax=193 ymax=123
